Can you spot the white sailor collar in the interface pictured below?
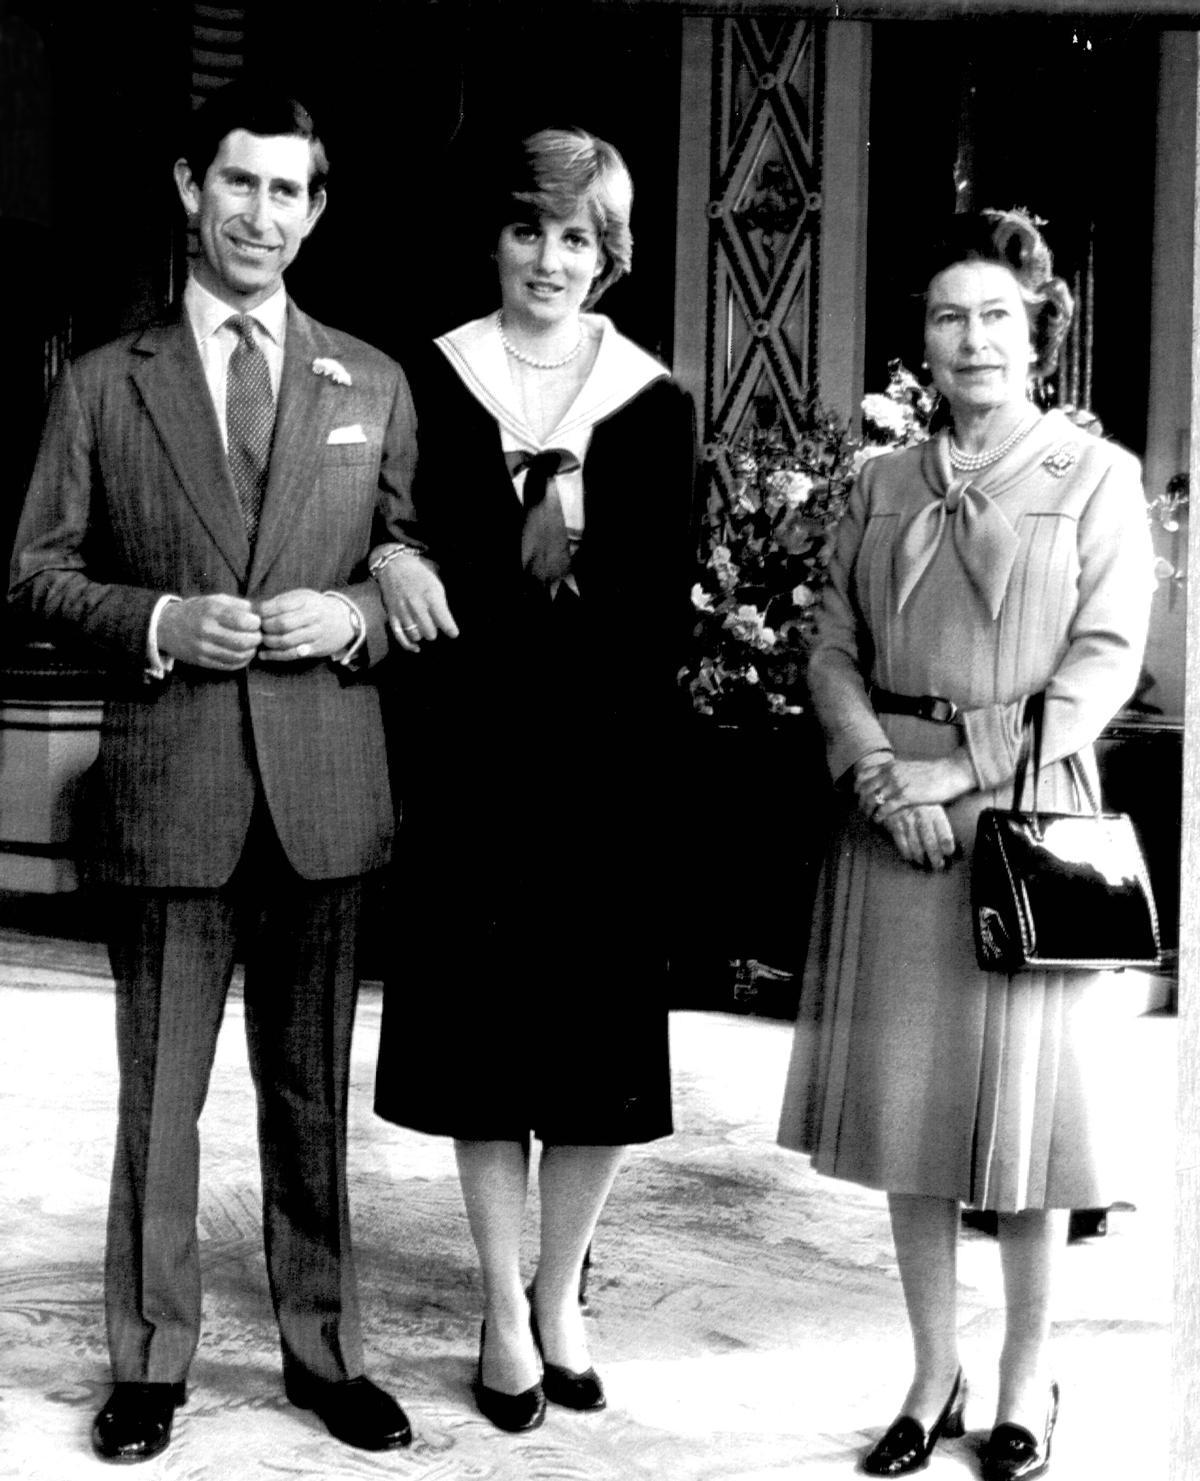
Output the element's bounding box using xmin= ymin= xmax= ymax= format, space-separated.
xmin=434 ymin=312 xmax=668 ymax=454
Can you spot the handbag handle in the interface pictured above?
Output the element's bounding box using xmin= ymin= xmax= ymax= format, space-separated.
xmin=1010 ymin=692 xmax=1099 ymax=829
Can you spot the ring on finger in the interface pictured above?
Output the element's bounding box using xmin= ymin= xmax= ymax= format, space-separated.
xmin=401 ymin=622 xmax=420 ymax=636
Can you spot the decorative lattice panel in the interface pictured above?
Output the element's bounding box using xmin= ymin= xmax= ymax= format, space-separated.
xmin=704 ymin=17 xmax=823 ymax=477
xmin=191 ymin=4 xmax=249 ymax=107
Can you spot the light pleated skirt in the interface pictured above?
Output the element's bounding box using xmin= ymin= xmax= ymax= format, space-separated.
xmin=778 ymin=764 xmax=1136 ymax=1212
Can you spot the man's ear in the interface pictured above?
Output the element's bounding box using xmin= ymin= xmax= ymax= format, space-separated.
xmin=302 ymin=188 xmax=328 ymax=238
xmin=174 ymin=158 xmax=200 ymax=217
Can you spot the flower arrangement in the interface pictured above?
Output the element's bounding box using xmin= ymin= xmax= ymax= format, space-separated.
xmin=682 ymin=362 xmax=934 ymax=723
xmin=1149 ymin=471 xmax=1189 ymax=590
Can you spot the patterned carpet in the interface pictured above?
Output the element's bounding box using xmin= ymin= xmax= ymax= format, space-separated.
xmin=0 ymin=930 xmax=1175 ymax=1480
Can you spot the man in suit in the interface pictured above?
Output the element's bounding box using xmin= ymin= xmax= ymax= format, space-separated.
xmin=9 ymin=83 xmax=416 ymax=1461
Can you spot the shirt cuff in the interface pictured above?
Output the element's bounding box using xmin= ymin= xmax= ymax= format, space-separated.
xmin=324 ymin=590 xmax=367 ymax=666
xmin=145 ymin=594 xmax=182 ymax=680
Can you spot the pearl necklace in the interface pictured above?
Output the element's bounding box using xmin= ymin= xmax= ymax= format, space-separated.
xmin=949 ymin=414 xmax=1039 ymax=473
xmin=497 ymin=312 xmax=584 ymax=370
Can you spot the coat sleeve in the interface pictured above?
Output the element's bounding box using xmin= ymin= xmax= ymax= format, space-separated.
xmin=8 ymin=360 xmax=163 ymax=669
xmin=367 ymin=346 xmax=434 ymax=563
xmin=804 ymin=460 xmax=894 ymax=783
xmin=349 ymin=359 xmax=421 ymax=667
xmin=653 ymin=378 xmax=701 ymax=670
xmin=959 ymin=444 xmax=1155 ymax=790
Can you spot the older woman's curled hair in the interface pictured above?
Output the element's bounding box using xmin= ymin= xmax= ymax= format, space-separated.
xmin=495 ymin=126 xmax=634 ymax=305
xmin=921 ymin=207 xmax=1074 ymax=379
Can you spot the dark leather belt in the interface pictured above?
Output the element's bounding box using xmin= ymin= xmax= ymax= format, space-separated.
xmin=869 ymin=686 xmax=960 ymax=724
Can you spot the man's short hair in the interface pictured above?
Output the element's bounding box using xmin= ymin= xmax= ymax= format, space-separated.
xmin=182 ymin=81 xmax=329 ymax=195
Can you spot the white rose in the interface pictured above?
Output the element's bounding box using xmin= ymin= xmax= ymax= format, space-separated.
xmin=861 ymin=393 xmax=908 ymax=438
xmin=766 ymin=469 xmax=814 ymax=506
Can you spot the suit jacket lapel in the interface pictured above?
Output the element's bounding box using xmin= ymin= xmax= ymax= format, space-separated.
xmin=130 ymin=315 xmax=250 ymax=580
xmin=249 ymin=306 xmax=334 ymax=587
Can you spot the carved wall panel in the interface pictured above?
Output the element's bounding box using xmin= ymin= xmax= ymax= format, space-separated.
xmin=190 ymin=3 xmax=249 ymax=106
xmin=703 ymin=18 xmax=823 ymax=481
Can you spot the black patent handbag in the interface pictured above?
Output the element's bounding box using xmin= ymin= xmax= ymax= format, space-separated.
xmin=971 ymin=695 xmax=1162 ymax=973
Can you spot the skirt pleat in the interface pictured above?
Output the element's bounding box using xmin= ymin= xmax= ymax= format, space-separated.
xmin=778 ymin=795 xmax=1134 ymax=1212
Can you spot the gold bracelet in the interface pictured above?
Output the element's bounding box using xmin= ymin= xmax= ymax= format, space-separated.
xmin=368 ymin=544 xmax=423 ymax=579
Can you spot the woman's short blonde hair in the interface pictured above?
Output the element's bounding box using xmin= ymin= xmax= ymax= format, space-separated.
xmin=496 ymin=127 xmax=634 ymax=307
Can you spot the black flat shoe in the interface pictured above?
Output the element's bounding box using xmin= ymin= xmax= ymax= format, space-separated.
xmin=92 ymin=1381 xmax=187 ymax=1463
xmin=474 ymin=1324 xmax=546 ymax=1433
xmin=285 ymin=1373 xmax=412 ymax=1451
xmin=528 ymin=1303 xmax=606 ymax=1411
xmin=860 ymin=1370 xmax=967 ymax=1476
xmin=981 ymin=1382 xmax=1059 ymax=1481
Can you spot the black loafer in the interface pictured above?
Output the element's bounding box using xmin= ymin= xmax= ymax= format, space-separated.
xmin=860 ymin=1370 xmax=967 ymax=1476
xmin=92 ymin=1381 xmax=186 ymax=1463
xmin=285 ymin=1373 xmax=412 ymax=1451
xmin=981 ymin=1382 xmax=1059 ymax=1481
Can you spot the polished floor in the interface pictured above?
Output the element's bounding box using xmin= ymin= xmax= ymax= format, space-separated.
xmin=0 ymin=925 xmax=1174 ymax=1480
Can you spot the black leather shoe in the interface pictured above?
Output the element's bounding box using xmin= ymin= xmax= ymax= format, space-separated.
xmin=92 ymin=1381 xmax=186 ymax=1463
xmin=474 ymin=1324 xmax=546 ymax=1433
xmin=529 ymin=1304 xmax=606 ymax=1411
xmin=1067 ymin=1208 xmax=1108 ymax=1242
xmin=981 ymin=1382 xmax=1059 ymax=1481
xmin=285 ymin=1374 xmax=412 ymax=1451
xmin=860 ymin=1370 xmax=967 ymax=1476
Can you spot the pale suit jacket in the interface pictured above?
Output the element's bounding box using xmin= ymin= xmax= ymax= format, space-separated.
xmin=8 ymin=302 xmax=417 ymax=887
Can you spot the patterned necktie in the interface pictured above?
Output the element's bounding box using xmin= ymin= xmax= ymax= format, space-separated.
xmin=225 ymin=315 xmax=274 ymax=542
xmin=506 ymin=448 xmax=581 ymax=587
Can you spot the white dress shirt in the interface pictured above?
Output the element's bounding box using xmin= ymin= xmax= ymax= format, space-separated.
xmin=146 ymin=276 xmax=363 ymax=675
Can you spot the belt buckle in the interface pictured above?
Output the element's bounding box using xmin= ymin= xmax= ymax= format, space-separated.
xmin=923 ymin=695 xmax=959 ymax=724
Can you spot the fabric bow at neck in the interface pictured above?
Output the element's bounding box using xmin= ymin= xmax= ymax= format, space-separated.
xmin=892 ymin=475 xmax=1019 ymax=619
xmin=506 ymin=448 xmax=581 ymax=586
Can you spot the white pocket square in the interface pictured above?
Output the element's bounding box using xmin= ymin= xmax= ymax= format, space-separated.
xmin=327 ymin=424 xmax=367 ymax=445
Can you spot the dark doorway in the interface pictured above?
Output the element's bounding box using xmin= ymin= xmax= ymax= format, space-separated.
xmin=248 ymin=0 xmax=683 ymax=368
xmin=863 ymin=15 xmax=1159 ymax=455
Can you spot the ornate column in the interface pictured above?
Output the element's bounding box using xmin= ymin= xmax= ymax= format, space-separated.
xmin=675 ymin=14 xmax=870 ymax=500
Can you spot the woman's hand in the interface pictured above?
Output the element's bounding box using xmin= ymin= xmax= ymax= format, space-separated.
xmin=852 ymin=751 xmax=966 ymax=869
xmin=374 ymin=552 xmax=460 ymax=652
xmin=852 ymin=751 xmax=895 ymax=820
xmin=856 ymin=752 xmax=976 ymax=821
xmin=880 ymin=803 xmax=957 ymax=871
